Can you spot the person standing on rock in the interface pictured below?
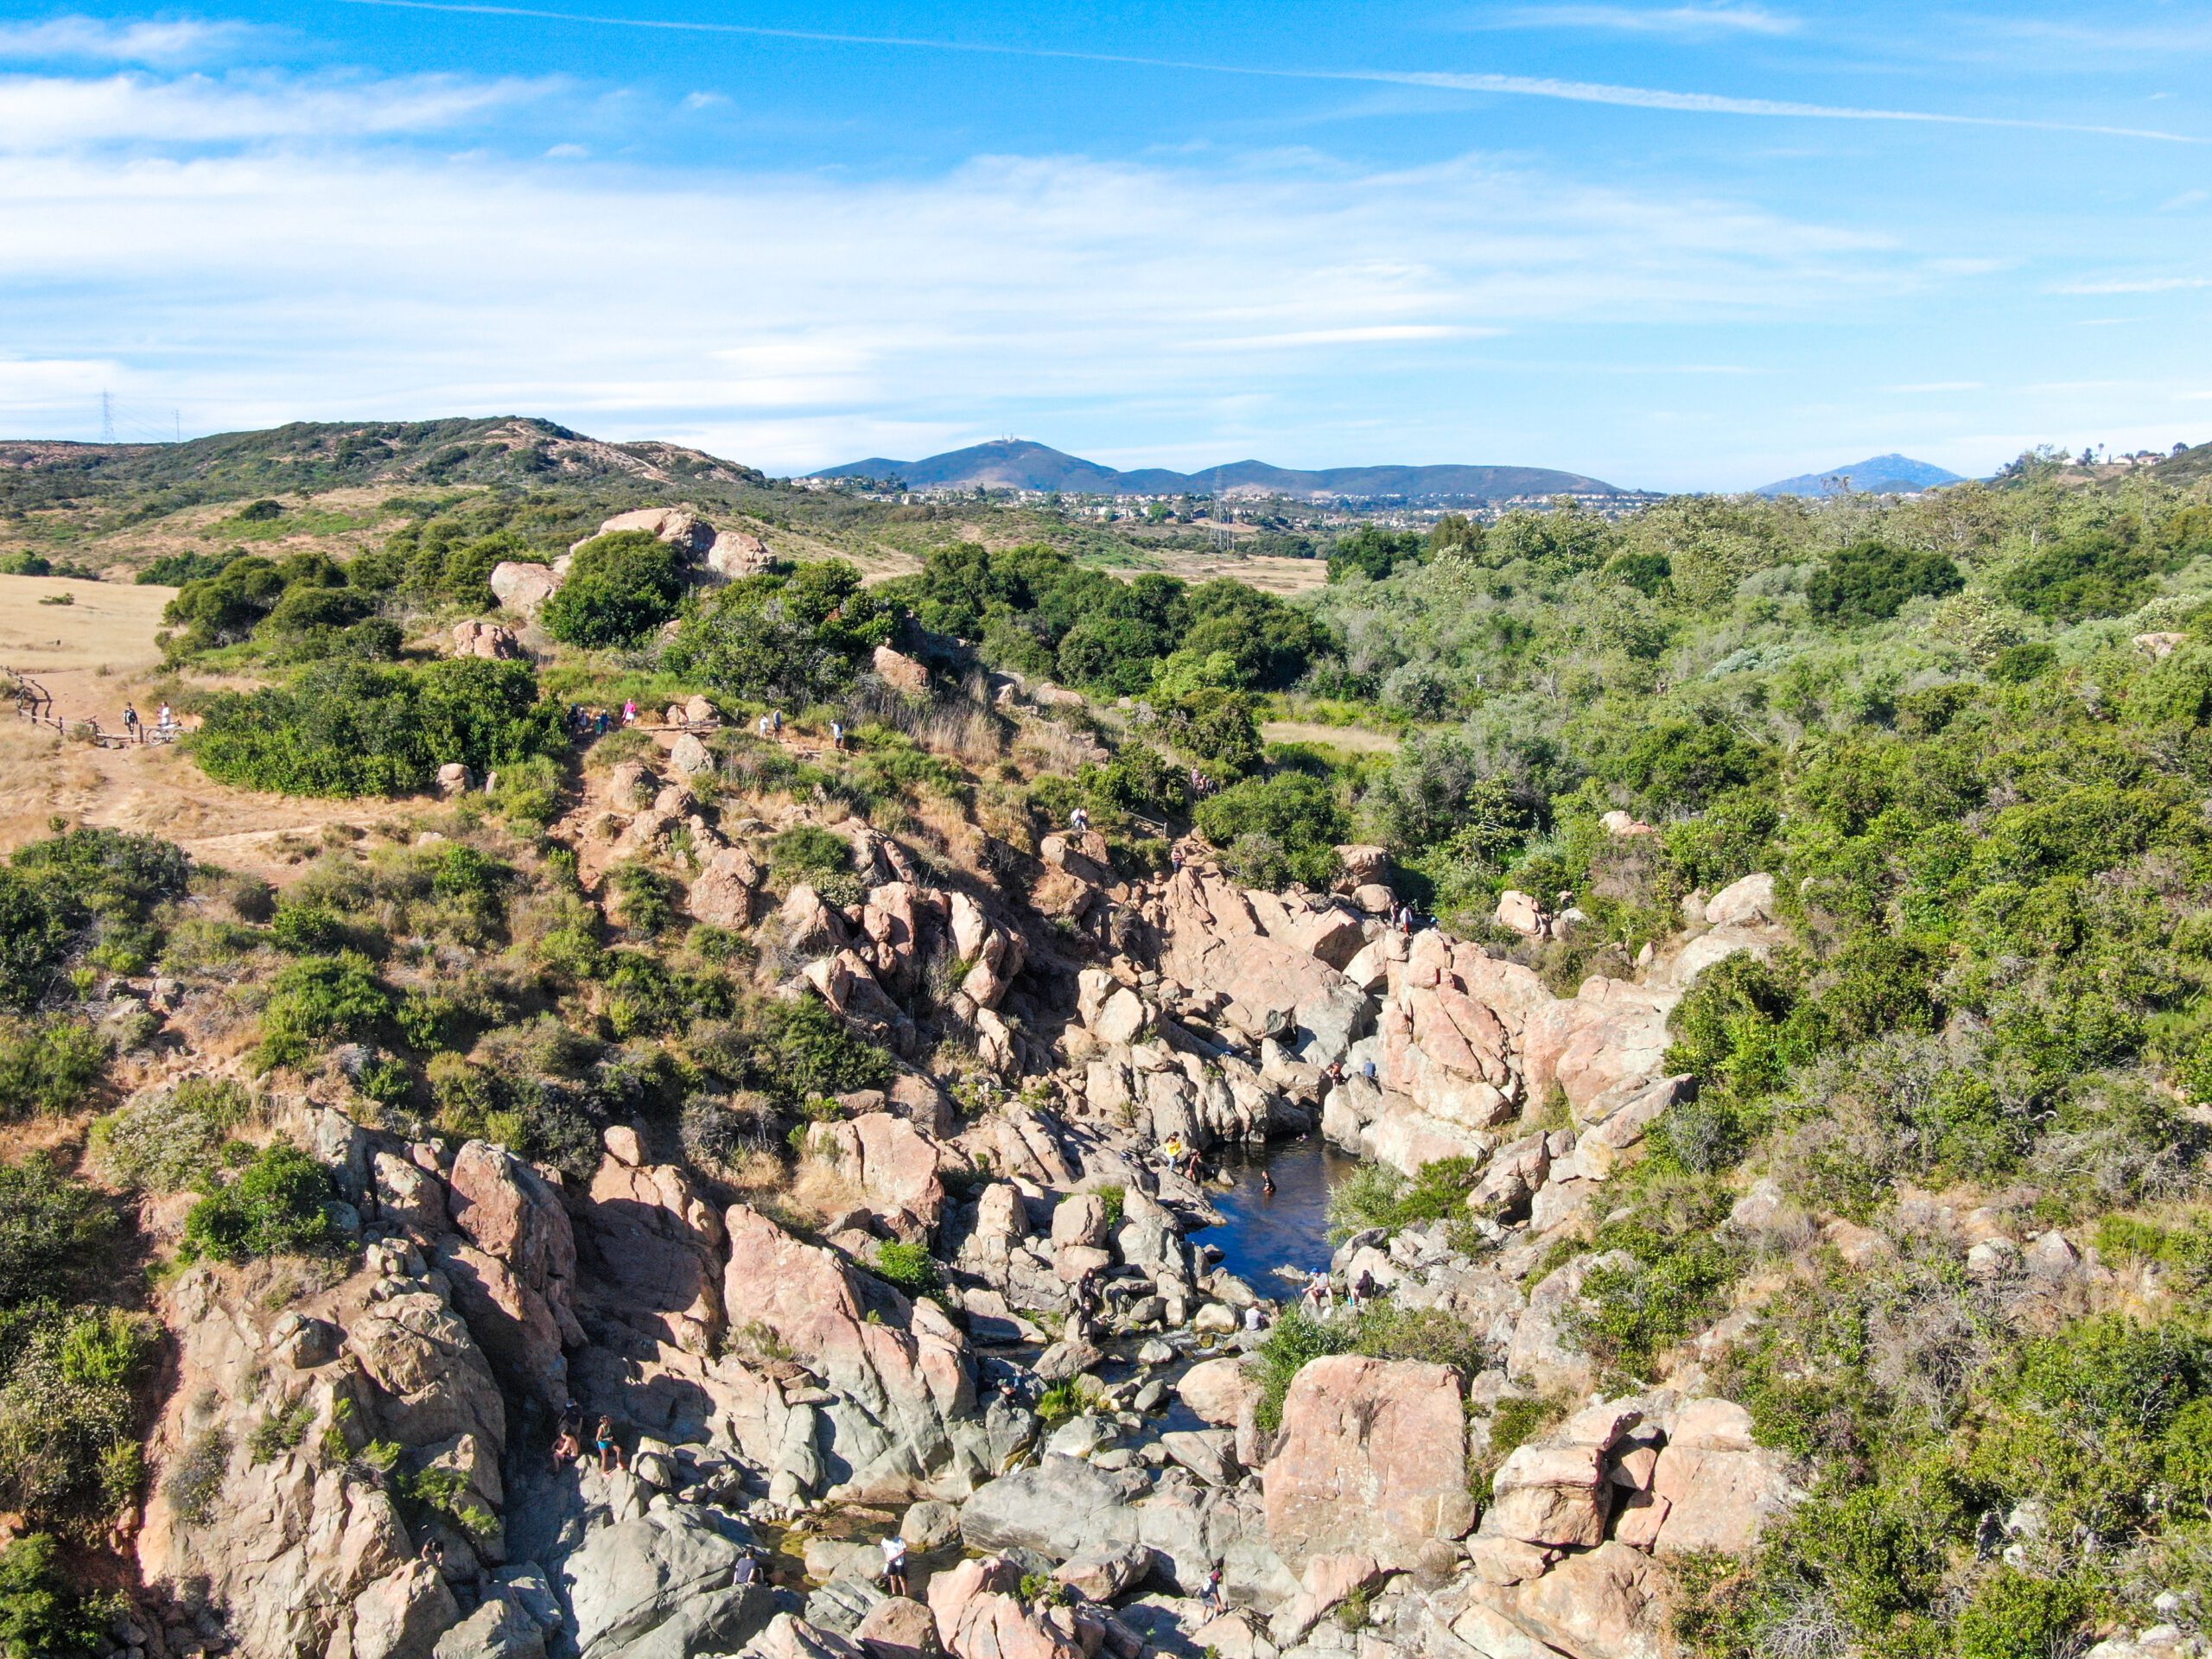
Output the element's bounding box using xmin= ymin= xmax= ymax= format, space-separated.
xmin=1199 ymin=1567 xmax=1224 ymax=1614
xmin=595 ymin=1415 xmax=624 ymax=1473
xmin=880 ymin=1532 xmax=911 ymax=1598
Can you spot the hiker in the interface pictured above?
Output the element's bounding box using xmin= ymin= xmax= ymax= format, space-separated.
xmin=123 ymin=702 xmax=140 ymax=741
xmin=758 ymin=713 xmax=774 ymax=739
xmin=156 ymin=702 xmax=175 ymax=734
xmin=594 ymin=1415 xmax=624 ymax=1473
xmin=830 ymin=719 xmax=844 ymax=750
xmin=1170 ymin=842 xmax=1187 ymax=872
xmin=421 ymin=1538 xmax=445 ymax=1571
xmin=880 ymin=1532 xmax=911 ymax=1598
xmin=551 ymin=1408 xmax=582 ymax=1469
xmin=1398 ymin=903 xmax=1415 ymax=935
xmin=1068 ymin=804 xmax=1090 ymax=833
xmin=621 ymin=699 xmax=639 ymax=728
xmin=733 ymin=1551 xmax=760 ymax=1586
xmin=772 ymin=708 xmax=783 ymax=734
xmin=1243 ymin=1303 xmax=1265 ymax=1333
xmin=595 ymin=708 xmax=611 ymax=735
xmin=1199 ymin=1567 xmax=1225 ymax=1614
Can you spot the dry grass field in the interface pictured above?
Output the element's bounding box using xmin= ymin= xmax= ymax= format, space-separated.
xmin=0 ymin=573 xmax=376 ymax=876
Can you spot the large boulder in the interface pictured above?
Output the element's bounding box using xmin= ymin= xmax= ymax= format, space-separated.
xmin=1262 ymin=1356 xmax=1472 ymax=1570
xmin=1154 ymin=869 xmax=1372 ymax=1067
xmin=580 ymin=1155 xmax=727 ymax=1356
xmin=810 ymin=1114 xmax=952 ymax=1234
xmin=560 ymin=1507 xmax=782 ymax=1659
xmin=721 ymin=1205 xmax=987 ymax=1498
xmin=1643 ymin=1398 xmax=1800 ymax=1558
xmin=1477 ymin=1402 xmax=1640 ymax=1548
xmin=349 ymin=1560 xmax=460 ymax=1659
xmin=489 ymin=561 xmax=561 ymax=619
xmin=451 ymin=620 xmax=524 ymax=660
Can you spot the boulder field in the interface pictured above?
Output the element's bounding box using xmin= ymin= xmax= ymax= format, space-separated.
xmin=129 ymin=760 xmax=1808 ymax=1659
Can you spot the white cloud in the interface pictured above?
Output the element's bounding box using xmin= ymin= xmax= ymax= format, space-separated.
xmin=0 ymin=70 xmax=552 ymax=149
xmin=0 ymin=67 xmax=1927 ymax=471
xmin=2164 ymin=189 xmax=2210 ymax=212
xmin=1470 ymin=5 xmax=1801 ymax=38
xmin=1887 ymin=381 xmax=1982 ymax=392
xmin=2055 ymin=276 xmax=2212 ymax=295
xmin=0 ymin=16 xmax=249 ymax=63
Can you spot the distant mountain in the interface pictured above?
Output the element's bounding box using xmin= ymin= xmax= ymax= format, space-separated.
xmin=810 ymin=439 xmax=1625 ymax=501
xmin=1754 ymin=454 xmax=1964 ymax=498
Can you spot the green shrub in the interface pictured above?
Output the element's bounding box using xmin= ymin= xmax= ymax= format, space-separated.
xmin=772 ymin=824 xmax=864 ymax=904
xmin=0 ymin=1307 xmax=153 ymax=1524
xmin=194 ymin=658 xmax=564 ymax=798
xmin=1328 ymin=1156 xmax=1480 ymax=1239
xmin=1252 ymin=1303 xmax=1482 ymax=1433
xmin=0 ymin=1155 xmax=115 ymax=1307
xmin=666 ymin=560 xmax=893 ymax=703
xmin=255 ymin=951 xmax=392 ymax=1070
xmin=0 ymin=1533 xmax=113 ymax=1659
xmin=1806 ymin=541 xmax=1963 ymax=625
xmin=181 ymin=1144 xmax=342 ymax=1262
xmin=541 ymin=531 xmax=688 ymax=647
xmin=162 ymin=1427 xmax=231 ymax=1524
xmin=2000 ymin=529 xmax=2162 ymax=621
xmin=1952 ymin=1571 xmax=2089 ymax=1659
xmin=92 ymin=1077 xmax=251 ymax=1192
xmin=1194 ymin=772 xmax=1345 ymax=889
xmin=873 ymin=1239 xmax=939 ymax=1295
xmin=0 ymin=1020 xmax=106 ymax=1120
xmin=0 ymin=827 xmax=189 ymax=1012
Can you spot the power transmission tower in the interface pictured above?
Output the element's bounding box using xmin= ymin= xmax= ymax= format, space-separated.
xmin=173 ymin=410 xmax=181 ymax=444
xmin=100 ymin=391 xmax=114 ymax=443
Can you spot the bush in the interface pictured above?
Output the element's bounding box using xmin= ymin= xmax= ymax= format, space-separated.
xmin=665 ymin=560 xmax=893 ymax=704
xmin=194 ymin=658 xmax=564 ymax=798
xmin=1951 ymin=1570 xmax=2089 ymax=1659
xmin=0 ymin=1155 xmax=115 ymax=1307
xmin=256 ymin=951 xmax=392 ymax=1070
xmin=2000 ymin=529 xmax=2162 ymax=621
xmin=0 ymin=827 xmax=190 ymax=1012
xmin=1328 ymin=1157 xmax=1480 ymax=1239
xmin=771 ymin=824 xmax=864 ymax=907
xmin=0 ymin=1020 xmax=106 ymax=1120
xmin=1807 ymin=541 xmax=1963 ymax=625
xmin=0 ymin=1534 xmax=111 ymax=1659
xmin=92 ymin=1077 xmax=251 ymax=1192
xmin=1195 ymin=772 xmax=1346 ymax=889
xmin=0 ymin=1306 xmax=153 ymax=1526
xmin=541 ymin=531 xmax=688 ymax=648
xmin=1252 ymin=1303 xmax=1483 ymax=1433
xmin=873 ymin=1239 xmax=939 ymax=1295
xmin=162 ymin=1427 xmax=231 ymax=1523
xmin=181 ymin=1143 xmax=343 ymax=1262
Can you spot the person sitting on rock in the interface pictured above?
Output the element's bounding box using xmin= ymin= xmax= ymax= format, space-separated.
xmin=1068 ymin=804 xmax=1090 ymax=833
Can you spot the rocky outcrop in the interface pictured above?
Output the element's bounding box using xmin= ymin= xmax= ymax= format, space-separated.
xmin=489 ymin=561 xmax=561 ymax=619
xmin=451 ymin=620 xmax=524 ymax=659
xmin=721 ymin=1204 xmax=989 ymax=1499
xmin=1262 ymin=1356 xmax=1471 ymax=1571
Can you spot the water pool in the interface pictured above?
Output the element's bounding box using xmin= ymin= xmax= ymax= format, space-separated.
xmin=1194 ymin=1135 xmax=1360 ymax=1296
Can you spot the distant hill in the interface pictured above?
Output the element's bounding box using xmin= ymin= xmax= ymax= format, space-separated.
xmin=0 ymin=416 xmax=763 ymax=504
xmin=2153 ymin=440 xmax=2212 ymax=486
xmin=1754 ymin=454 xmax=1964 ymax=498
xmin=811 ymin=439 xmax=1626 ymax=501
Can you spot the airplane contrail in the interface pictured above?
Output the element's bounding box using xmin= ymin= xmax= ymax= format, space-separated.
xmin=337 ymin=0 xmax=2207 ymax=144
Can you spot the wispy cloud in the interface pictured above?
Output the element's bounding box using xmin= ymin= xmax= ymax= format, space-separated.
xmin=2162 ymin=189 xmax=2209 ymax=212
xmin=0 ymin=67 xmax=1914 ymax=469
xmin=2056 ymin=276 xmax=2212 ymax=295
xmin=0 ymin=16 xmax=250 ymax=64
xmin=0 ymin=70 xmax=554 ymax=149
xmin=1887 ymin=380 xmax=1982 ymax=392
xmin=334 ymin=0 xmax=2210 ymax=144
xmin=1468 ymin=5 xmax=1800 ymax=38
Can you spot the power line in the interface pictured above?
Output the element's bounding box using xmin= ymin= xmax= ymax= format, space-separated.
xmin=99 ymin=391 xmax=114 ymax=444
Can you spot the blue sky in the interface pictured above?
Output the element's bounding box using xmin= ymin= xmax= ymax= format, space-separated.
xmin=0 ymin=2 xmax=2208 ymax=489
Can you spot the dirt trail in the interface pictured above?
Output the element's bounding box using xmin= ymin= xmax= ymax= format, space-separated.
xmin=0 ymin=573 xmax=395 ymax=880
